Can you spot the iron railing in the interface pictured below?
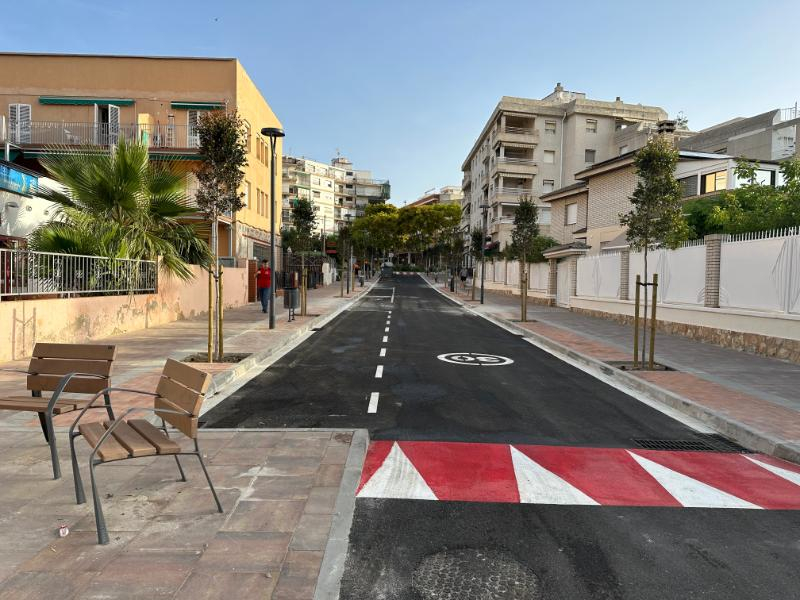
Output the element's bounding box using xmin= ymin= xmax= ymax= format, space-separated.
xmin=0 ymin=249 xmax=157 ymax=298
xmin=6 ymin=121 xmax=200 ymax=149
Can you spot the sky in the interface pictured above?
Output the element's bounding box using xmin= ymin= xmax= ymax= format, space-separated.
xmin=4 ymin=0 xmax=800 ymax=204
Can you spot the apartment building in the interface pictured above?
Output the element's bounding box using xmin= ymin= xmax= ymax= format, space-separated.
xmin=680 ymin=104 xmax=798 ymax=161
xmin=282 ymin=156 xmax=336 ymax=235
xmin=0 ymin=52 xmax=283 ymax=261
xmin=330 ymin=156 xmax=391 ymax=224
xmin=408 ymin=186 xmax=463 ymax=207
xmin=460 ymin=83 xmax=667 ymax=249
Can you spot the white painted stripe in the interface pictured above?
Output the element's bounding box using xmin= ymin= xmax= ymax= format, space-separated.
xmin=628 ymin=452 xmax=761 ymax=509
xmin=367 ymin=392 xmax=379 ymax=413
xmin=391 ymin=287 xmax=395 ymax=303
xmin=510 ymin=446 xmax=598 ymax=505
xmin=384 ymin=327 xmax=390 ymax=333
xmin=358 ymin=443 xmax=437 ymax=500
xmin=379 ymin=348 xmax=387 ymax=357
xmin=375 ymin=365 xmax=384 ymax=378
xmin=382 ymin=336 xmax=389 ymax=343
xmin=745 ymin=455 xmax=800 ymax=486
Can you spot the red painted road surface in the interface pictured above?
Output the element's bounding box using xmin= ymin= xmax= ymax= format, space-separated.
xmin=357 ymin=441 xmax=800 ymax=509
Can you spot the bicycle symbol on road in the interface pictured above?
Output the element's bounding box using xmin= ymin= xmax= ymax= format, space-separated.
xmin=437 ymin=353 xmax=514 ymax=366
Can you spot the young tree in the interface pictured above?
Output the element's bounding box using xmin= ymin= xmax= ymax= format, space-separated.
xmin=289 ymin=198 xmax=317 ymax=252
xmin=511 ymin=197 xmax=539 ymax=321
xmin=620 ymin=135 xmax=690 ymax=366
xmin=194 ymin=110 xmax=248 ymax=360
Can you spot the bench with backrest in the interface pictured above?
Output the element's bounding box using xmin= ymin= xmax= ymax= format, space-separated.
xmin=0 ymin=343 xmax=116 ymax=479
xmin=69 ymin=358 xmax=223 ymax=544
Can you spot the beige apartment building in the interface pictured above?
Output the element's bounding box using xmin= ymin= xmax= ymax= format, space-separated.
xmin=408 ymin=186 xmax=463 ymax=207
xmin=460 ymin=83 xmax=668 ymax=250
xmin=282 ymin=156 xmax=337 ymax=235
xmin=0 ymin=52 xmax=283 ymax=261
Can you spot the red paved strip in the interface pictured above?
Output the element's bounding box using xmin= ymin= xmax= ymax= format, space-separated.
xmin=401 ymin=441 xmax=519 ymax=503
xmin=514 ymin=445 xmax=681 ymax=507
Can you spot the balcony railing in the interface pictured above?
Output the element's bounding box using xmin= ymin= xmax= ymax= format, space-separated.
xmin=503 ymin=126 xmax=535 ymax=135
xmin=493 ymin=186 xmax=532 ymax=198
xmin=779 ymin=105 xmax=798 ymax=122
xmin=5 ymin=121 xmax=200 ymax=150
xmin=0 ymin=249 xmax=157 ymax=298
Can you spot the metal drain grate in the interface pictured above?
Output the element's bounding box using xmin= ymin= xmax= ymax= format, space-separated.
xmin=633 ymin=435 xmax=754 ymax=453
xmin=633 ymin=439 xmax=717 ymax=452
xmin=411 ymin=548 xmax=540 ymax=600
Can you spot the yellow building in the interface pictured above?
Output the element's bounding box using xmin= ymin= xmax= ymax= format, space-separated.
xmin=0 ymin=52 xmax=283 ymax=260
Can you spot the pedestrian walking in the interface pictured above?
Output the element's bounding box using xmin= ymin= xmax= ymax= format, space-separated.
xmin=256 ymin=259 xmax=272 ymax=314
xmin=460 ymin=267 xmax=468 ymax=291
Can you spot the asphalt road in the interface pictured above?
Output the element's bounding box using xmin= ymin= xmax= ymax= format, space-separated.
xmin=203 ymin=275 xmax=800 ymax=599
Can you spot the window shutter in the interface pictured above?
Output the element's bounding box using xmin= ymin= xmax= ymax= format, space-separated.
xmin=9 ymin=103 xmax=32 ymax=143
xmin=108 ymin=104 xmax=120 ymax=146
xmin=188 ymin=110 xmax=200 ymax=148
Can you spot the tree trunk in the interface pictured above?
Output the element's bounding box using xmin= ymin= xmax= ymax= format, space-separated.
xmin=521 ymin=255 xmax=527 ymax=322
xmin=210 ymin=212 xmax=219 ymax=360
xmin=641 ymin=246 xmax=648 ymax=367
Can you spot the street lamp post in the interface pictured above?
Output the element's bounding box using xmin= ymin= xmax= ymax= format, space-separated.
xmin=261 ymin=127 xmax=285 ymax=330
xmin=480 ymin=203 xmax=490 ymax=305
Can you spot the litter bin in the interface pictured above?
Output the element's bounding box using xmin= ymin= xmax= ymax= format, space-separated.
xmin=283 ymin=287 xmax=300 ymax=321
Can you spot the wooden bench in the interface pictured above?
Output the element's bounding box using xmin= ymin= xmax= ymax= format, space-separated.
xmin=69 ymin=358 xmax=223 ymax=545
xmin=0 ymin=343 xmax=116 ymax=479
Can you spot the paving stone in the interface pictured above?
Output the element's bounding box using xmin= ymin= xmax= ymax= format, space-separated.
xmin=289 ymin=514 xmax=333 ymax=551
xmin=210 ymin=447 xmax=271 ymax=466
xmin=0 ymin=570 xmax=96 ymax=600
xmin=272 ymin=551 xmax=324 ymax=600
xmin=261 ymin=457 xmax=322 ymax=477
xmin=126 ymin=513 xmax=226 ymax=552
xmin=223 ymin=432 xmax=285 ymax=450
xmin=248 ymin=475 xmax=316 ymax=500
xmin=314 ymin=464 xmax=344 ymax=487
xmin=19 ymin=531 xmax=135 ymax=573
xmin=222 ymin=499 xmax=306 ymax=533
xmin=196 ymin=532 xmax=291 ymax=572
xmin=78 ymin=560 xmax=192 ymax=599
xmin=175 ymin=571 xmax=277 ymax=599
xmin=303 ymin=487 xmax=339 ymax=515
xmin=321 ymin=445 xmax=349 ymax=465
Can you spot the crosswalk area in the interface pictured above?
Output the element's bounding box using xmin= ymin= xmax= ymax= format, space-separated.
xmin=357 ymin=440 xmax=800 ymax=509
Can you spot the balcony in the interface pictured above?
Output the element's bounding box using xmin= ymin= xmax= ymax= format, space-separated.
xmin=490 ymin=186 xmax=532 ymax=203
xmin=492 ymin=156 xmax=538 ymax=177
xmin=495 ymin=125 xmax=539 ymax=147
xmin=4 ymin=121 xmax=201 ymax=152
xmin=462 ymin=173 xmax=472 ymax=190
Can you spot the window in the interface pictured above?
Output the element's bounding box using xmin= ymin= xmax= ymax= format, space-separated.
xmin=243 ymin=120 xmax=251 ymax=153
xmin=542 ymin=179 xmax=555 ymax=193
xmin=566 ymin=203 xmax=578 ymax=225
xmin=619 ymin=145 xmax=628 ymax=155
xmin=586 ymin=119 xmax=597 ymax=133
xmin=538 ymin=206 xmax=551 ymax=225
xmin=313 ymin=190 xmax=321 ymax=198
xmin=543 ymin=150 xmax=556 ymax=164
xmin=8 ymin=103 xmax=32 ymax=143
xmin=545 ymin=120 xmax=556 ymax=134
xmin=584 ymin=149 xmax=596 ymax=163
xmin=244 ymin=181 xmax=251 ymax=208
xmin=678 ymin=175 xmax=698 ymax=197
xmin=701 ymin=170 xmax=728 ymax=194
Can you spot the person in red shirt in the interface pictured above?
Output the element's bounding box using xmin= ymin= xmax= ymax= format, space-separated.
xmin=256 ymin=259 xmax=272 ymax=314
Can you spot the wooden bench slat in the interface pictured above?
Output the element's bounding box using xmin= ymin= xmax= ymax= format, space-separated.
xmin=102 ymin=421 xmax=157 ymax=457
xmin=128 ymin=419 xmax=181 ymax=454
xmin=32 ymin=343 xmax=116 ymax=361
xmin=163 ymin=358 xmax=211 ymax=393
xmin=27 ymin=374 xmax=108 ymax=394
xmin=0 ymin=398 xmax=79 ymax=414
xmin=29 ymin=358 xmax=112 ymax=377
xmin=79 ymin=422 xmax=130 ymax=462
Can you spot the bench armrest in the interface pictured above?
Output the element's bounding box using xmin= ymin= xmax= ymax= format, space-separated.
xmin=49 ymin=372 xmax=111 ymax=411
xmin=68 ymin=386 xmax=158 ymax=437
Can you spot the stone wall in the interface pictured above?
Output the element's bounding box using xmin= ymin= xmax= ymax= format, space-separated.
xmin=0 ymin=265 xmax=249 ymax=362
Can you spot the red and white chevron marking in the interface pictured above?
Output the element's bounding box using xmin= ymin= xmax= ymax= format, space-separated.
xmin=357 ymin=441 xmax=800 ymax=509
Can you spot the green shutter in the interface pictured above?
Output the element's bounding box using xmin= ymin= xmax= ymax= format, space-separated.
xmin=39 ymin=97 xmax=135 ymax=106
xmin=170 ymin=101 xmax=226 ymax=110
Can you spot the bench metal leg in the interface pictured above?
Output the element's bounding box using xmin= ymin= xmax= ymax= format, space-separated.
xmin=70 ymin=432 xmax=86 ymax=504
xmin=194 ymin=440 xmax=223 ymax=513
xmin=161 ymin=420 xmax=186 ymax=482
xmin=37 ymin=412 xmax=49 ymax=442
xmin=89 ymin=460 xmax=109 ymax=545
xmin=44 ymin=412 xmax=60 ymax=480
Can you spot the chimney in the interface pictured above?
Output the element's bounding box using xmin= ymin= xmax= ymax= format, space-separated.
xmin=657 ymin=120 xmax=677 ymax=134
xmin=555 ymin=82 xmax=563 ymax=92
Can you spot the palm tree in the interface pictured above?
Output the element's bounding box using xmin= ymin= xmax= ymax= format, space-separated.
xmin=29 ymin=139 xmax=209 ymax=279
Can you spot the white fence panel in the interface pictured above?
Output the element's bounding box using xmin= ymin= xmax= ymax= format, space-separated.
xmin=720 ymin=236 xmax=800 ymax=312
xmin=485 ymin=261 xmax=494 ymax=283
xmin=530 ymin=262 xmax=548 ymax=291
xmin=629 ymin=250 xmax=669 ymax=301
xmin=577 ymin=254 xmax=620 ymax=299
xmin=507 ymin=261 xmax=520 ymax=287
xmin=494 ymin=260 xmax=505 ymax=283
xmin=659 ymin=244 xmax=706 ymax=305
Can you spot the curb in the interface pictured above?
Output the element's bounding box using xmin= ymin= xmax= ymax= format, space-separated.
xmin=424 ymin=277 xmax=800 ymax=465
xmin=314 ymin=428 xmax=369 ymax=600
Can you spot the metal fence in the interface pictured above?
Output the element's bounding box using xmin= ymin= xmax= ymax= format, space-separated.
xmin=7 ymin=121 xmax=199 ymax=149
xmin=0 ymin=249 xmax=157 ymax=298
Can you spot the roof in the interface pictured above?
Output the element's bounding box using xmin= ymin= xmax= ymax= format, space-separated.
xmin=542 ymin=241 xmax=591 ymax=258
xmin=540 ymin=182 xmax=588 ymax=202
xmin=0 ymin=52 xmax=235 ymax=61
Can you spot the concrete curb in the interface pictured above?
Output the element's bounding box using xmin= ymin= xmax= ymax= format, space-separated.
xmin=314 ymin=428 xmax=369 ymax=600
xmin=423 ymin=277 xmax=800 ymax=465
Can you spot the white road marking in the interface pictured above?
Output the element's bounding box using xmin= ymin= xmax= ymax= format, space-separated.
xmin=375 ymin=365 xmax=384 ymax=378
xmin=382 ymin=336 xmax=389 ymax=343
xmin=367 ymin=392 xmax=380 ymax=413
xmin=358 ymin=443 xmax=437 ymax=500
xmin=380 ymin=348 xmax=387 ymax=357
xmin=628 ymin=452 xmax=761 ymax=509
xmin=384 ymin=327 xmax=390 ymax=332
xmin=511 ymin=446 xmax=598 ymax=505
xmin=745 ymin=455 xmax=800 ymax=486
xmin=391 ymin=287 xmax=395 ymax=303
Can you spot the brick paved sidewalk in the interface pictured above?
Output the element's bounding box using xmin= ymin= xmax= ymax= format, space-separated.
xmin=428 ymin=277 xmax=800 ymax=463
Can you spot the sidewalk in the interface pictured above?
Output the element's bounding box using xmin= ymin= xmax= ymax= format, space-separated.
xmin=0 ymin=280 xmax=371 ymax=599
xmin=430 ymin=277 xmax=800 ymax=464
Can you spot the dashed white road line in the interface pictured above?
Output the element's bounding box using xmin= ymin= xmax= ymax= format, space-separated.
xmin=368 ymin=392 xmax=380 ymax=413
xmin=380 ymin=348 xmax=387 ymax=357
xmin=375 ymin=365 xmax=384 ymax=378
xmin=382 ymin=336 xmax=389 ymax=343
xmin=391 ymin=287 xmax=395 ymax=303
xmin=384 ymin=327 xmax=390 ymax=332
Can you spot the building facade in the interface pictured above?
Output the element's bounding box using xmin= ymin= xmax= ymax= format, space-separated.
xmin=408 ymin=186 xmax=463 ymax=208
xmin=460 ymin=83 xmax=668 ymax=250
xmin=282 ymin=156 xmax=336 ymax=235
xmin=0 ymin=52 xmax=283 ymax=261
xmin=680 ymin=105 xmax=798 ymax=161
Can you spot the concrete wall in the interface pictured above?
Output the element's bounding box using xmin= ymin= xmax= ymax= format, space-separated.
xmin=0 ymin=265 xmax=248 ymax=362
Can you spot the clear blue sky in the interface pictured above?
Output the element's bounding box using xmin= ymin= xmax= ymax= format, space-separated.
xmin=5 ymin=0 xmax=800 ymax=204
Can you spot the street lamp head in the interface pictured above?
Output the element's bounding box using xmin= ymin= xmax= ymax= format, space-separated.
xmin=260 ymin=127 xmax=285 ymax=139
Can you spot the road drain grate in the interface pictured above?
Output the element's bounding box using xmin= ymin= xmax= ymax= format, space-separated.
xmin=633 ymin=435 xmax=753 ymax=453
xmin=411 ymin=548 xmax=540 ymax=600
